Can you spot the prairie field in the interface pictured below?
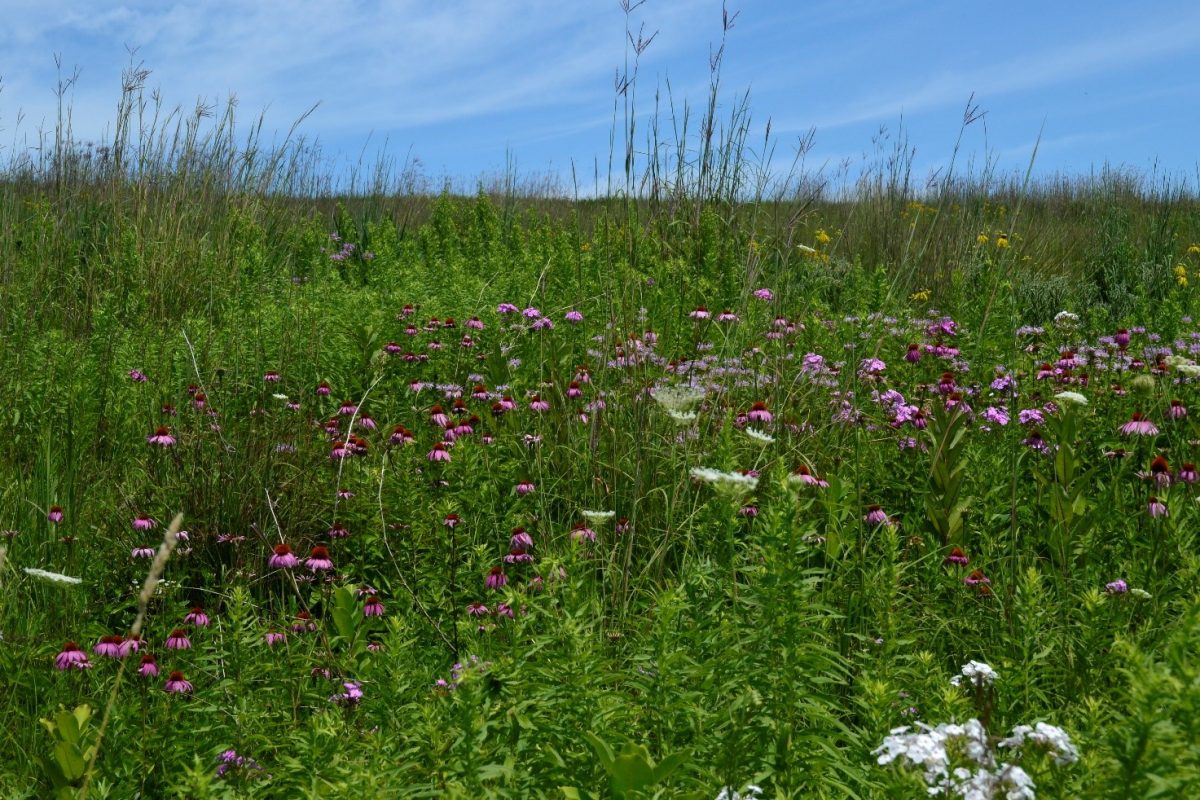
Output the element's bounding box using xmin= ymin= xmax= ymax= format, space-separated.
xmin=4 ymin=76 xmax=1200 ymax=800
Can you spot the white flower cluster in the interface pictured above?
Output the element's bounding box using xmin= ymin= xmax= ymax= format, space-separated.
xmin=1052 ymin=311 xmax=1079 ymax=332
xmin=714 ymin=786 xmax=763 ymax=800
xmin=1053 ymin=391 xmax=1088 ymax=407
xmin=690 ymin=467 xmax=758 ymax=494
xmin=874 ymin=662 xmax=1078 ymax=799
xmin=743 ymin=428 xmax=775 ymax=445
xmin=581 ymin=509 xmax=616 ymax=522
xmin=998 ymin=723 xmax=1079 ymax=766
xmin=950 ymin=661 xmax=999 ymax=689
xmin=651 ymin=384 xmax=706 ymax=412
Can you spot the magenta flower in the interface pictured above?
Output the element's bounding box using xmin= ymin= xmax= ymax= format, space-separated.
xmin=305 ymin=546 xmax=334 ymax=572
xmin=330 ymin=681 xmax=363 ymax=706
xmin=1168 ymin=399 xmax=1188 ymax=420
xmin=466 ymin=316 xmax=485 ymax=329
xmin=570 ymin=522 xmax=596 ymax=543
xmin=132 ymin=546 xmax=155 ymax=559
xmin=864 ymin=505 xmax=889 ymax=526
xmin=427 ymin=442 xmax=452 ymax=462
xmin=1148 ymin=496 xmax=1169 ymax=518
xmin=509 ymin=528 xmax=533 ymax=549
xmin=138 ymin=654 xmax=159 ymax=677
xmin=184 ymin=607 xmax=210 ymax=627
xmin=467 ymin=602 xmax=489 ymax=616
xmin=905 ymin=343 xmax=922 ymax=363
xmin=316 ymin=381 xmax=332 ymax=396
xmin=264 ymin=631 xmax=286 ymax=646
xmin=716 ymin=310 xmax=740 ymax=323
xmin=497 ymin=303 xmax=519 ymax=314
xmin=964 ymin=570 xmax=991 ymax=586
xmin=327 ymin=522 xmax=350 ymax=540
xmin=93 ymin=636 xmax=123 ymax=658
xmin=565 ymin=310 xmax=584 ymax=323
xmin=485 ymin=566 xmax=507 ymax=590
xmin=528 ymin=395 xmax=550 ymax=412
xmin=363 ymin=595 xmax=385 ymax=617
xmin=164 ymin=671 xmax=193 ymax=694
xmin=263 ymin=371 xmax=281 ymax=382
xmin=269 ymin=543 xmax=298 ymax=569
xmin=689 ymin=306 xmax=711 ymax=320
xmin=1120 ymin=413 xmax=1159 ymax=437
xmin=515 ymin=480 xmax=536 ymax=496
xmin=147 ymin=426 xmax=176 ymax=447
xmin=47 ymin=506 xmax=64 ymax=524
xmin=1181 ymin=463 xmax=1199 ymax=483
xmin=1105 ymin=579 xmax=1129 ymax=594
xmin=129 ymin=369 xmax=148 ymax=382
xmin=943 ymin=547 xmax=970 ymax=566
xmin=55 ymin=642 xmax=91 ymax=671
xmin=522 ymin=307 xmax=542 ymax=319
xmin=747 ymin=402 xmax=772 ymax=423
xmin=165 ymin=629 xmax=192 ymax=650
xmin=132 ymin=514 xmax=156 ymax=531
xmin=753 ymin=288 xmax=774 ymax=301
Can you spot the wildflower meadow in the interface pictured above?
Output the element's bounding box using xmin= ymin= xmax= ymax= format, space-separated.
xmin=5 ymin=34 xmax=1200 ymax=800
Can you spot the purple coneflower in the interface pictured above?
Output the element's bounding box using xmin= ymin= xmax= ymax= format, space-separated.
xmin=316 ymin=381 xmax=332 ymax=397
xmin=138 ymin=653 xmax=158 ymax=677
xmin=327 ymin=522 xmax=350 ymax=540
xmin=146 ymin=426 xmax=176 ymax=446
xmin=529 ymin=395 xmax=550 ymax=412
xmin=131 ymin=546 xmax=155 ymax=559
xmin=55 ymin=642 xmax=91 ymax=670
xmin=571 ymin=522 xmax=597 ymax=542
xmin=1114 ymin=328 xmax=1131 ymax=348
xmin=904 ymin=343 xmax=922 ymax=363
xmin=689 ymin=306 xmax=711 ymax=320
xmin=165 ymin=629 xmax=192 ymax=650
xmin=1146 ymin=456 xmax=1173 ymax=488
xmin=129 ymin=369 xmax=149 ymax=382
xmin=485 ymin=566 xmax=507 ymax=590
xmin=1180 ymin=462 xmax=1199 ymax=483
xmin=747 ymin=401 xmax=772 ymax=423
xmin=1148 ymin=496 xmax=1169 ymax=518
xmin=753 ymin=288 xmax=774 ymax=301
xmin=164 ymin=670 xmax=193 ymax=694
xmin=515 ymin=480 xmax=536 ymax=496
xmin=964 ymin=569 xmax=991 ymax=586
xmin=864 ymin=505 xmax=889 ymax=526
xmin=1120 ymin=412 xmax=1159 ymax=437
xmin=133 ymin=514 xmax=156 ymax=531
xmin=467 ymin=316 xmax=485 ymax=329
xmin=944 ymin=547 xmax=970 ymax=566
xmin=716 ymin=309 xmax=739 ymax=323
xmin=427 ymin=442 xmax=451 ymax=462
xmin=337 ymin=401 xmax=357 ymax=416
xmin=269 ymin=543 xmax=298 ymax=569
xmin=363 ymin=595 xmax=385 ymax=617
xmin=263 ymin=371 xmax=281 ymax=382
xmin=264 ymin=631 xmax=286 ymax=646
xmin=467 ymin=602 xmax=489 ymax=616
xmin=390 ymin=424 xmax=414 ymax=445
xmin=184 ymin=607 xmax=210 ymax=627
xmin=93 ymin=635 xmax=123 ymax=658
xmin=47 ymin=505 xmax=64 ymax=524
xmin=510 ymin=528 xmax=533 ymax=549
xmin=1168 ymin=399 xmax=1188 ymax=420
xmin=305 ymin=546 xmax=334 ymax=572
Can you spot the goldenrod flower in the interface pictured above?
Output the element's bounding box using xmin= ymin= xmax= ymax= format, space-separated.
xmin=815 ymin=229 xmax=832 ymax=245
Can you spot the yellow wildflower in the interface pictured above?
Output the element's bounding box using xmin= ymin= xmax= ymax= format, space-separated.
xmin=815 ymin=229 xmax=832 ymax=245
xmin=580 ymin=242 xmax=592 ymax=253
xmin=1187 ymin=244 xmax=1200 ymax=255
xmin=995 ymin=233 xmax=1009 ymax=249
xmin=910 ymin=288 xmax=931 ymax=302
xmin=1175 ymin=264 xmax=1187 ymax=279
xmin=976 ymin=234 xmax=989 ymax=245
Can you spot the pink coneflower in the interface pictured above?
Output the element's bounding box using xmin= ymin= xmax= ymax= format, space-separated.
xmin=689 ymin=306 xmax=711 ymax=320
xmin=164 ymin=670 xmax=193 ymax=694
xmin=485 ymin=566 xmax=507 ymax=590
xmin=1120 ymin=413 xmax=1159 ymax=437
xmin=904 ymin=343 xmax=922 ymax=363
xmin=264 ymin=631 xmax=286 ymax=646
xmin=330 ymin=441 xmax=350 ymax=460
xmin=388 ymin=424 xmax=413 ymax=445
xmin=192 ymin=392 xmax=207 ymax=410
xmin=739 ymin=505 xmax=759 ymax=518
xmin=363 ymin=595 xmax=385 ymax=617
xmin=263 ymin=371 xmax=281 ymax=382
xmin=401 ymin=303 xmax=416 ymax=317
xmin=55 ymin=642 xmax=91 ymax=670
xmin=529 ymin=395 xmax=550 ymax=412
xmin=790 ymin=464 xmax=829 ymax=488
xmin=427 ymin=442 xmax=451 ymax=462
xmin=119 ymin=634 xmax=143 ymax=656
xmin=184 ymin=607 xmax=210 ymax=627
xmin=571 ymin=522 xmax=597 ymax=543
xmin=93 ymin=635 xmax=123 ymax=658
xmin=944 ymin=547 xmax=970 ymax=566
xmin=305 ymin=545 xmax=334 ymax=572
xmin=510 ymin=528 xmax=533 ymax=549
xmin=753 ymin=288 xmax=774 ymax=301
xmin=1168 ymin=399 xmax=1188 ymax=420
xmin=1145 ymin=456 xmax=1173 ymax=488
xmin=269 ymin=543 xmax=298 ymax=569
xmin=747 ymin=401 xmax=772 ymax=423
xmin=165 ymin=629 xmax=192 ymax=650
xmin=467 ymin=602 xmax=490 ymax=616
xmin=515 ymin=480 xmax=536 ymax=496
xmin=47 ymin=505 xmax=64 ymax=524
xmin=716 ymin=309 xmax=740 ymax=323
xmin=466 ymin=316 xmax=485 ymax=330
xmin=338 ymin=401 xmax=358 ymax=416
xmin=442 ymin=513 xmax=461 ymax=529
xmin=430 ymin=405 xmax=450 ymax=427
xmin=864 ymin=505 xmax=889 ymax=526
xmin=292 ymin=611 xmax=317 ymax=633
xmin=964 ymin=569 xmax=991 ymax=586
xmin=384 ymin=341 xmax=402 ymax=354
xmin=1180 ymin=462 xmax=1199 ymax=483
xmin=1148 ymin=496 xmax=1169 ymax=518
xmin=132 ymin=546 xmax=155 ymax=559
xmin=146 ymin=426 xmax=176 ymax=447
xmin=505 ymin=546 xmax=534 ymax=564
xmin=357 ymin=414 xmax=377 ymax=431
xmin=327 ymin=522 xmax=350 ymax=540
xmin=316 ymin=381 xmax=332 ymax=397
xmin=129 ymin=369 xmax=149 ymax=382
xmin=1114 ymin=328 xmax=1131 ymax=348
xmin=133 ymin=514 xmax=156 ymax=531
xmin=138 ymin=653 xmax=159 ymax=677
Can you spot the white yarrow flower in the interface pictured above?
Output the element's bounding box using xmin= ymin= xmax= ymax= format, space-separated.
xmin=23 ymin=567 xmax=82 ymax=585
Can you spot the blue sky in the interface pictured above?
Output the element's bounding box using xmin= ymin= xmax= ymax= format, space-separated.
xmin=2 ymin=0 xmax=1198 ymax=193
